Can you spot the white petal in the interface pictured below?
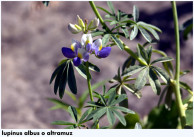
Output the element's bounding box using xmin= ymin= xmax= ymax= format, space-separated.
xmin=93 ymin=39 xmax=102 ymax=51
xmin=77 ymin=48 xmax=86 ymax=59
xmin=71 ymin=39 xmax=81 ymax=53
xmin=68 ymin=23 xmax=81 ymax=34
xmin=81 ymin=34 xmax=93 ymax=46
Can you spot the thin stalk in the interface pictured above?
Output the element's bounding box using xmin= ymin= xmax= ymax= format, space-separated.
xmin=171 ymin=1 xmax=186 ymax=128
xmin=86 ymin=61 xmax=94 ymax=102
xmin=85 ymin=61 xmax=99 ymax=129
xmin=89 ymin=1 xmax=111 ymax=32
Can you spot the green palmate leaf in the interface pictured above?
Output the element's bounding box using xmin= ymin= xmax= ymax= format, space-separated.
xmin=122 ymin=65 xmax=146 ymax=77
xmin=50 ymin=61 xmax=67 ymax=84
xmin=180 ymin=81 xmax=192 ymax=90
xmin=112 ymin=106 xmax=135 ymax=114
xmin=119 ymin=88 xmax=128 ymax=108
xmin=107 ymin=91 xmax=116 ymax=105
xmin=124 ymin=84 xmax=142 ymax=98
xmin=97 ymin=6 xmax=112 ymax=15
xmin=91 ymin=30 xmax=105 ymax=37
xmin=116 ymin=85 xmax=122 ymax=95
xmin=137 ymin=44 xmax=148 ymax=62
xmin=151 ymin=66 xmax=170 ymax=84
xmin=68 ymin=106 xmax=78 ymax=122
xmin=92 ymin=107 xmax=107 ymax=121
xmin=87 ymin=62 xmax=100 ymax=72
xmin=65 ymin=125 xmax=75 ymax=129
xmin=47 ymin=98 xmax=70 ymax=110
xmin=110 ymin=20 xmax=118 ymax=25
xmin=78 ymin=80 xmax=108 ymax=109
xmin=107 ymin=108 xmax=116 ymax=125
xmin=54 ymin=65 xmax=65 ymax=95
xmin=104 ymin=19 xmax=113 ymax=22
xmin=102 ymin=34 xmax=111 ymax=46
xmin=138 ymin=21 xmax=162 ymax=33
xmin=86 ymin=109 xmax=100 ymax=120
xmin=68 ymin=62 xmax=77 ymax=94
xmin=138 ymin=26 xmax=152 ymax=42
xmin=157 ymin=86 xmax=169 ymax=106
xmin=58 ymin=59 xmax=68 ymax=66
xmin=79 ymin=108 xmax=93 ymax=124
xmin=75 ymin=64 xmax=91 ymax=80
xmin=51 ymin=121 xmax=75 ymax=125
xmin=138 ymin=23 xmax=160 ymax=40
xmin=135 ymin=67 xmax=149 ymax=91
xmin=122 ymin=56 xmax=136 ymax=72
xmin=87 ymin=101 xmax=103 ymax=107
xmin=151 ymin=57 xmax=173 ymax=65
xmin=115 ymin=113 xmax=140 ymax=129
xmin=92 ymin=121 xmax=99 ymax=129
xmin=184 ymin=96 xmax=193 ymax=126
xmin=134 ymin=123 xmax=142 ymax=129
xmin=106 ymin=86 xmax=116 ymax=94
xmin=148 ymin=68 xmax=161 ymax=95
xmin=121 ymin=27 xmax=129 ymax=38
xmin=112 ymin=109 xmax=126 ymax=126
xmin=133 ymin=5 xmax=139 ymax=22
xmin=99 ymin=94 xmax=107 ymax=106
xmin=146 ymin=46 xmax=152 ymax=64
xmin=103 ymin=85 xmax=106 ymax=95
xmin=59 ymin=63 xmax=69 ymax=99
xmin=110 ymin=94 xmax=128 ymax=106
xmin=111 ymin=35 xmax=124 ymax=50
xmin=164 ymin=87 xmax=173 ymax=109
xmin=107 ymin=1 xmax=115 ymax=14
xmin=130 ymin=25 xmax=138 ymax=40
xmin=117 ymin=10 xmax=121 ymax=21
xmin=120 ymin=19 xmax=136 ymax=24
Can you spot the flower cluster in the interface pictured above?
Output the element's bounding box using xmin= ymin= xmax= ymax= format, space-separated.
xmin=62 ymin=34 xmax=111 ymax=66
xmin=68 ymin=15 xmax=99 ymax=34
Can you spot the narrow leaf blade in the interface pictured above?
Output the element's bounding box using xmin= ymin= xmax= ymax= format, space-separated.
xmin=68 ymin=62 xmax=77 ymax=94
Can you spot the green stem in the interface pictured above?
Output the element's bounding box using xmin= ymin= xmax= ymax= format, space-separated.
xmin=171 ymin=1 xmax=186 ymax=128
xmin=85 ymin=61 xmax=99 ymax=129
xmin=86 ymin=61 xmax=94 ymax=102
xmin=89 ymin=1 xmax=111 ymax=32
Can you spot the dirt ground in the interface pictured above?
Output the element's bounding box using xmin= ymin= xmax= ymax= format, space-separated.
xmin=1 ymin=1 xmax=193 ymax=129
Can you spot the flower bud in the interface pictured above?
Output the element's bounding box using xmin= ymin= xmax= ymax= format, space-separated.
xmin=77 ymin=15 xmax=85 ymax=29
xmin=68 ymin=23 xmax=82 ymax=34
xmin=88 ymin=18 xmax=99 ymax=30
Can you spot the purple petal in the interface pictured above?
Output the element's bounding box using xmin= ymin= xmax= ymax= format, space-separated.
xmin=62 ymin=47 xmax=76 ymax=58
xmin=97 ymin=47 xmax=111 ymax=58
xmin=86 ymin=43 xmax=92 ymax=52
xmin=73 ymin=57 xmax=82 ymax=66
xmin=82 ymin=52 xmax=89 ymax=62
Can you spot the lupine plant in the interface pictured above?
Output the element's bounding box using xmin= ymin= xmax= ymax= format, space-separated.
xmin=48 ymin=1 xmax=193 ymax=129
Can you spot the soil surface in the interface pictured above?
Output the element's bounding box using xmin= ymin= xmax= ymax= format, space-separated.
xmin=1 ymin=1 xmax=193 ymax=129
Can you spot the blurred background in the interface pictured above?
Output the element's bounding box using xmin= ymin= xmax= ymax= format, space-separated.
xmin=1 ymin=1 xmax=193 ymax=129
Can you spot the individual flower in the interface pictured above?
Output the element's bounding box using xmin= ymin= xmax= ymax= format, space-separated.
xmin=62 ymin=36 xmax=90 ymax=66
xmin=68 ymin=23 xmax=82 ymax=34
xmin=88 ymin=17 xmax=100 ymax=30
xmin=90 ymin=39 xmax=111 ymax=58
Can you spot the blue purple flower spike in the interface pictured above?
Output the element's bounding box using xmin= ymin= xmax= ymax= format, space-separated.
xmin=62 ymin=34 xmax=111 ymax=66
